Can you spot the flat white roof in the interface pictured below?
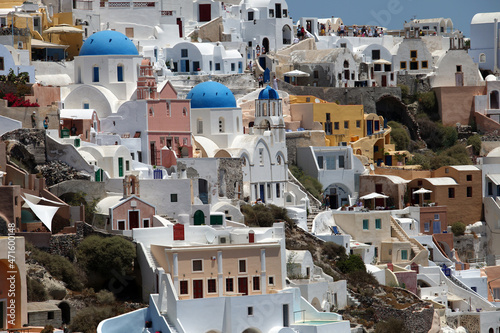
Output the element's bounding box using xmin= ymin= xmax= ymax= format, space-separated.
xmin=450 ymin=165 xmax=479 ymax=171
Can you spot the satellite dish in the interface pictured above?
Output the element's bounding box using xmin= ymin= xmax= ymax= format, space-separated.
xmin=205 ymin=229 xmax=216 ymax=244
xmin=197 ymin=37 xmax=202 ymax=43
xmin=370 ymin=164 xmax=375 ymax=171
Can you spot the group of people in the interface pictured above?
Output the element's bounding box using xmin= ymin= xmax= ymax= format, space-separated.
xmin=350 ymin=25 xmax=384 ymax=37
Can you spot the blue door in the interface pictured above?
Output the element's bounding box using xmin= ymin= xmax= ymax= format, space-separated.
xmin=384 ymin=155 xmax=392 ymax=166
xmin=260 ymin=184 xmax=265 ymax=203
xmin=264 ymin=68 xmax=270 ymax=83
xmin=433 ymin=221 xmax=441 ymax=234
xmin=180 ymin=60 xmax=190 ymax=73
xmin=366 ymin=120 xmax=373 ymax=135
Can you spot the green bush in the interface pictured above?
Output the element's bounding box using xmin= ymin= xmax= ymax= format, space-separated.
xmin=76 ymin=235 xmax=136 ymax=289
xmin=96 ymin=289 xmax=116 ymax=305
xmin=442 ymin=126 xmax=458 ymax=148
xmin=375 ymin=317 xmax=408 ymax=333
xmin=390 ymin=126 xmax=410 ymax=151
xmin=322 ymin=242 xmax=347 ymax=260
xmin=451 ymin=222 xmax=466 ymax=236
xmin=336 ymin=254 xmax=365 ymax=274
xmin=69 ymin=306 xmax=115 ymax=333
xmin=289 ymin=165 xmax=323 ymax=200
xmin=241 ymin=204 xmax=291 ymax=227
xmin=417 ymin=91 xmax=438 ymax=118
xmin=27 ymin=276 xmax=48 ymax=302
xmin=467 ymin=134 xmax=482 ymax=155
xmin=406 ymin=152 xmax=432 ymax=170
xmin=30 ymin=248 xmax=83 ymax=291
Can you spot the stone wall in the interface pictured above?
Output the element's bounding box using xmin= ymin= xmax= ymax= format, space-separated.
xmin=285 ymin=130 xmax=326 ymax=165
xmin=374 ymin=302 xmax=434 ymax=333
xmin=49 ymin=179 xmax=106 ymax=202
xmin=28 ymin=309 xmax=62 ymax=327
xmin=446 ymin=313 xmax=480 ymax=333
xmin=454 ymin=233 xmax=488 ymax=263
xmin=397 ymin=74 xmax=432 ymax=95
xmin=279 ymin=83 xmax=401 ymax=114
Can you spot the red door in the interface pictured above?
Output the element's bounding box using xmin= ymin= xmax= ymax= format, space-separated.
xmin=176 ymin=18 xmax=183 ymax=38
xmin=238 ymin=277 xmax=248 ymax=295
xmin=381 ymin=75 xmax=387 ymax=87
xmin=193 ymin=279 xmax=203 ymax=298
xmin=129 ymin=211 xmax=139 ymax=229
xmin=249 ymin=232 xmax=254 ymax=243
xmin=199 ymin=4 xmax=211 ymax=22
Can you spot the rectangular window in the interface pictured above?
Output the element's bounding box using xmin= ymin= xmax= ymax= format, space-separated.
xmin=253 ymin=276 xmax=260 ymax=291
xmin=143 ymin=219 xmax=149 ymax=228
xmin=456 ymin=65 xmax=462 ymax=72
xmin=197 ymin=119 xmax=203 ymax=134
xmin=226 ymin=278 xmax=234 ymax=292
xmin=493 ymin=288 xmax=500 ymax=300
xmin=410 ymin=50 xmax=417 ymax=58
xmin=467 ymin=187 xmax=473 ymax=197
xmin=118 ymin=220 xmax=125 ymax=230
xmin=374 ymin=120 xmax=380 ymax=131
xmin=467 ymin=174 xmax=472 ymax=181
xmin=181 ymin=49 xmax=188 ymax=57
xmin=215 ymin=63 xmax=221 ymax=71
xmin=248 ymin=306 xmax=254 ymax=316
xmin=363 ymin=219 xmax=369 ymax=230
xmin=207 ymin=279 xmax=216 ymax=293
xmin=340 ymin=43 xmax=346 ymax=48
xmin=375 ymin=218 xmax=381 ymax=229
xmin=424 ymin=222 xmax=430 ymax=232
xmin=267 ymin=184 xmax=271 ymax=199
xmin=171 ymin=193 xmax=178 ymax=202
xmin=209 ymin=61 xmax=213 ymax=71
xmin=231 ymin=63 xmax=235 ymax=71
xmin=125 ymin=27 xmax=134 ymax=38
xmin=325 ymin=156 xmax=335 ymax=170
xmin=248 ymin=11 xmax=254 ymax=21
xmin=314 ymin=70 xmax=319 ymax=78
xmin=317 ymin=156 xmax=323 ymax=169
xmin=276 ymin=183 xmax=280 ymax=198
xmin=269 ymin=9 xmax=274 ymax=17
xmin=93 ymin=66 xmax=99 ymax=82
xmin=374 ymin=64 xmax=382 ymax=72
xmin=344 ymin=121 xmax=349 ymax=129
xmin=180 ymin=280 xmax=188 ymax=294
xmin=334 ymin=122 xmax=339 ymax=130
xmin=192 ymin=259 xmax=203 ymax=272
xmin=356 ymin=120 xmax=361 ymax=128
xmin=372 ymin=50 xmax=380 ymax=60
xmin=125 ymin=160 xmax=130 ymax=171
xmin=434 ymin=214 xmax=440 ymax=220
xmin=117 ymin=66 xmax=124 ymax=82
xmin=0 ymin=57 xmax=4 ymax=70
xmin=283 ymin=9 xmax=287 ymax=17
xmin=421 ymin=61 xmax=428 ymax=69
xmin=339 ymin=155 xmax=345 ymax=168
xmin=239 ymin=259 xmax=246 ymax=273
xmin=268 ymin=276 xmax=275 ymax=285
xmin=384 ymin=64 xmax=392 ymax=72
xmin=401 ymin=249 xmax=408 ymax=260
xmin=83 ymin=103 xmax=90 ymax=109
xmin=400 ymin=61 xmax=407 ymax=69
xmin=448 ymin=188 xmax=455 ymax=198
xmin=193 ymin=61 xmax=200 ymax=71
xmin=410 ymin=61 xmax=419 ymax=70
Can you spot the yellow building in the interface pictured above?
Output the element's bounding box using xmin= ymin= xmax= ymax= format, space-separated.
xmin=289 ymin=95 xmax=410 ymax=166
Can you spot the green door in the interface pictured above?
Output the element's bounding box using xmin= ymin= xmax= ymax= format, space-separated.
xmin=194 ymin=210 xmax=205 ymax=225
xmin=118 ymin=157 xmax=124 ymax=177
xmin=210 ymin=215 xmax=223 ymax=225
xmin=95 ymin=168 xmax=101 ymax=182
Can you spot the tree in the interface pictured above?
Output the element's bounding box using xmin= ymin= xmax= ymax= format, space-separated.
xmin=467 ymin=134 xmax=482 ymax=156
xmin=451 ymin=222 xmax=466 ymax=236
xmin=389 ymin=121 xmax=410 ymax=151
xmin=336 ymin=254 xmax=365 ymax=274
xmin=76 ymin=235 xmax=136 ymax=289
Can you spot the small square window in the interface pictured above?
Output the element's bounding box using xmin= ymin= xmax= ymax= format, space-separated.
xmin=118 ymin=221 xmax=125 ymax=230
xmin=456 ymin=65 xmax=462 ymax=72
xmin=434 ymin=214 xmax=440 ymax=220
xmin=448 ymin=188 xmax=455 ymax=198
xmin=47 ymin=311 xmax=54 ymax=320
xmin=410 ymin=50 xmax=417 ymax=58
xmin=421 ymin=61 xmax=428 ymax=69
xmin=410 ymin=61 xmax=419 ymax=70
xmin=215 ymin=63 xmax=221 ymax=71
xmin=340 ymin=43 xmax=347 ymax=48
xmin=356 ymin=120 xmax=361 ymax=128
xmin=268 ymin=276 xmax=275 ymax=285
xmin=268 ymin=9 xmax=274 ymax=17
xmin=334 ymin=122 xmax=339 ymax=130
xmin=467 ymin=174 xmax=472 ymax=181
xmin=143 ymin=219 xmax=149 ymax=228
xmin=372 ymin=50 xmax=380 ymax=60
xmin=181 ymin=49 xmax=188 ymax=57
xmin=239 ymin=259 xmax=246 ymax=273
xmin=171 ymin=193 xmax=178 ymax=202
xmin=374 ymin=64 xmax=382 ymax=72
xmin=192 ymin=259 xmax=203 ymax=272
xmin=400 ymin=61 xmax=407 ymax=69
xmin=180 ymin=280 xmax=188 ymax=294
xmin=375 ymin=218 xmax=381 ymax=229
xmin=344 ymin=121 xmax=349 ymax=129
xmin=208 ymin=279 xmax=217 ymax=293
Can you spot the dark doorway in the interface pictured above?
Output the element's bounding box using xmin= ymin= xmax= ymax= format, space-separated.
xmin=238 ymin=277 xmax=248 ymax=295
xmin=129 ymin=211 xmax=139 ymax=229
xmin=259 ymin=184 xmax=265 ymax=203
xmin=199 ymin=4 xmax=211 ymax=22
xmin=381 ymin=75 xmax=387 ymax=87
xmin=275 ymin=3 xmax=282 ymax=18
xmin=198 ymin=179 xmax=208 ymax=204
xmin=176 ymin=18 xmax=183 ymax=38
xmin=262 ymin=38 xmax=269 ymax=53
xmin=58 ymin=302 xmax=71 ymax=324
xmin=193 ymin=279 xmax=203 ymax=298
xmin=150 ymin=141 xmax=156 ymax=165
xmin=194 ymin=210 xmax=205 ymax=225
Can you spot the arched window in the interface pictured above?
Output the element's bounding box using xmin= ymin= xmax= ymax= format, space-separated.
xmin=219 ymin=117 xmax=225 ymax=133
xmin=343 ymin=60 xmax=349 ymax=68
xmin=263 ymin=103 xmax=268 ymax=116
xmin=182 ymin=108 xmax=187 ymax=117
xmin=277 ymin=154 xmax=282 ymax=165
xmin=92 ymin=66 xmax=99 ymax=82
xmin=117 ymin=64 xmax=124 ymax=82
xmin=197 ymin=118 xmax=203 ymax=134
xmin=149 ymin=107 xmax=154 ymax=116
xmin=480 ymin=53 xmax=486 ymax=63
xmin=166 ymin=103 xmax=170 ymax=117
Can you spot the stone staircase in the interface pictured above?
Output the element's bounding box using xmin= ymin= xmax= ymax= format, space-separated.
xmin=390 ymin=216 xmax=428 ymax=265
xmin=346 ymin=289 xmax=361 ymax=307
xmin=164 ymin=315 xmax=180 ymax=333
xmin=145 ymin=246 xmax=160 ymax=270
xmin=306 ymin=206 xmax=322 ymax=232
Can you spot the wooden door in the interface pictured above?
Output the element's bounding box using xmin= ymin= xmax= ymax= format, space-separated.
xmin=238 ymin=277 xmax=248 ymax=295
xmin=199 ymin=4 xmax=211 ymax=22
xmin=381 ymin=75 xmax=387 ymax=87
xmin=193 ymin=279 xmax=203 ymax=298
xmin=129 ymin=211 xmax=139 ymax=229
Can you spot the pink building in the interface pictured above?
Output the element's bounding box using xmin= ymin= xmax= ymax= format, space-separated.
xmin=137 ymin=60 xmax=193 ymax=166
xmin=105 ymin=195 xmax=156 ymax=231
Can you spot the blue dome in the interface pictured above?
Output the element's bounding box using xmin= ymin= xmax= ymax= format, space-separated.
xmin=187 ymin=81 xmax=236 ymax=109
xmin=79 ymin=30 xmax=138 ymax=56
xmin=258 ymin=85 xmax=279 ymax=99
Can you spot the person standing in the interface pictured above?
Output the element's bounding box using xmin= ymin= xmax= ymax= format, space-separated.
xmin=43 ymin=116 xmax=49 ymax=129
xmin=31 ymin=111 xmax=36 ymax=128
xmin=272 ymin=76 xmax=278 ymax=90
xmin=258 ymin=74 xmax=264 ymax=87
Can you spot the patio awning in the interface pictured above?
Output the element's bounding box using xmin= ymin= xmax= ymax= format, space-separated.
xmin=360 ymin=192 xmax=389 ymax=200
xmin=22 ymin=195 xmax=60 ymax=231
xmin=31 ymin=39 xmax=69 ymax=49
xmin=487 ymin=174 xmax=500 ymax=186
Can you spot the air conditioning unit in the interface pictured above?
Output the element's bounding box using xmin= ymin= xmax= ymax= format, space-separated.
xmin=219 ymin=236 xmax=228 ymax=244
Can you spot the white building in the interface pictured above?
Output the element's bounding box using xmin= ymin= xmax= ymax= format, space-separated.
xmin=165 ymin=42 xmax=243 ymax=75
xmin=78 ymin=145 xmax=133 ymax=178
xmin=0 ymin=44 xmax=35 ymax=83
xmin=469 ymin=12 xmax=500 ymax=73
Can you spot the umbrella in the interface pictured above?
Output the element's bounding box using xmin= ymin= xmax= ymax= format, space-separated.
xmin=359 ymin=192 xmax=388 ymax=210
xmin=412 ymin=188 xmax=432 ymax=205
xmin=373 ymin=59 xmax=392 ymax=65
xmin=283 ymin=69 xmax=310 ymax=77
xmin=44 ymin=24 xmax=84 ymax=34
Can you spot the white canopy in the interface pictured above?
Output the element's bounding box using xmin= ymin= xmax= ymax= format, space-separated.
xmin=284 ymin=69 xmax=310 ymax=77
xmin=413 ymin=188 xmax=432 ymax=194
xmin=44 ymin=24 xmax=84 ymax=34
xmin=359 ymin=192 xmax=389 ymax=200
xmin=22 ymin=195 xmax=60 ymax=231
xmin=373 ymin=59 xmax=392 ymax=65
